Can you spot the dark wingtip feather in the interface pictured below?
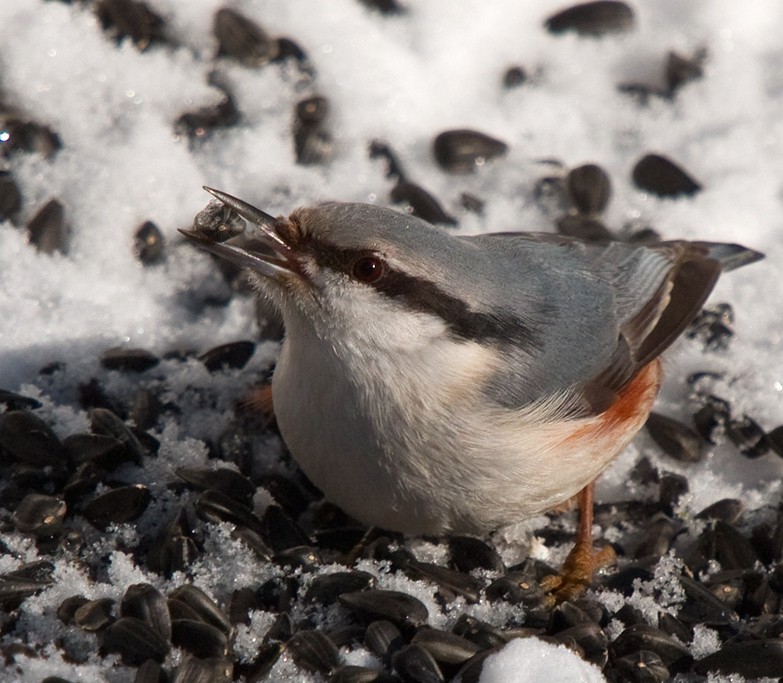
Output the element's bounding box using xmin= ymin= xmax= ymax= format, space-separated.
xmin=699 ymin=242 xmax=765 ymax=272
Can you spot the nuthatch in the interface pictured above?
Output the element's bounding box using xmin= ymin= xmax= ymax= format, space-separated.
xmin=182 ymin=187 xmax=762 ymax=597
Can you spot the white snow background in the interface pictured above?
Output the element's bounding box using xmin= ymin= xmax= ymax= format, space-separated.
xmin=1 ymin=0 xmax=783 ymax=681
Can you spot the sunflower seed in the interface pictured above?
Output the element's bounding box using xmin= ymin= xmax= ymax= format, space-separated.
xmin=611 ymin=623 xmax=692 ymax=671
xmin=275 ymin=545 xmax=323 ymax=570
xmin=645 ymin=412 xmax=704 ymax=462
xmin=101 ymin=347 xmax=160 ymax=373
xmin=545 ymin=1 xmax=634 ymax=36
xmin=274 ymin=37 xmax=312 ymax=72
xmin=287 ymin=629 xmax=341 ymax=675
xmin=633 ymin=515 xmax=677 ymax=559
xmin=175 ymin=91 xmax=240 ymax=141
xmin=192 ymin=200 xmax=246 ymax=242
xmin=404 ymin=560 xmax=482 ymax=603
xmin=714 ymin=520 xmax=759 ymax=569
xmin=146 ymin=507 xmax=199 ymax=576
xmin=121 ymin=584 xmax=171 ymax=643
xmin=632 ymin=153 xmax=702 ymax=197
xmin=566 ymin=163 xmax=611 ymax=215
xmin=554 ymin=622 xmax=608 ymax=668
xmin=727 ymin=415 xmax=770 ymax=458
xmin=305 ymin=571 xmax=376 ymax=604
xmin=369 ymin=140 xmax=405 ymax=182
xmin=330 ymin=665 xmax=399 ymax=682
xmin=549 ymin=601 xmax=595 ymax=633
xmin=57 ymin=595 xmax=90 ymax=624
xmin=294 ymin=95 xmax=333 ymax=165
xmin=0 ymin=390 xmax=41 ymax=411
xmin=265 ymin=612 xmax=293 ymax=642
xmin=62 ymin=433 xmax=127 ymax=469
xmin=89 ymin=407 xmax=147 ymax=464
xmin=79 ymin=378 xmax=120 ymax=413
xmin=233 ymin=643 xmax=282 ymax=680
xmin=0 ymin=561 xmax=55 ymax=609
xmin=195 ymin=488 xmax=264 ymax=536
xmin=260 ymin=504 xmax=310 ymax=551
xmin=556 ymin=215 xmax=613 ymax=242
xmin=694 ymin=639 xmax=783 ymax=678
xmin=228 ymin=588 xmax=259 ymax=626
xmin=390 ymin=182 xmax=457 ymax=226
xmin=168 ymin=585 xmax=232 ymax=635
xmin=0 ymin=410 xmax=66 ymax=467
xmin=502 ymin=65 xmax=528 ymax=89
xmin=74 ymin=598 xmax=115 ymax=632
xmin=391 ymin=643 xmax=444 ymax=683
xmin=0 ymin=116 xmax=61 ymax=159
xmin=449 ymin=536 xmax=504 ymax=574
xmin=692 ymin=395 xmax=731 ymax=444
xmin=767 ymin=425 xmax=783 ymax=457
xmin=171 ymin=619 xmax=229 ymax=658
xmin=95 ymin=0 xmax=166 ymax=51
xmin=459 ymin=192 xmax=485 ymax=215
xmin=364 ymin=620 xmax=404 ymax=662
xmin=133 ymin=220 xmax=165 ymax=264
xmin=133 ymin=659 xmax=166 ymax=683
xmin=176 ymin=467 xmax=255 ymax=506
xmin=230 ymin=526 xmax=274 ymax=562
xmin=665 ymin=48 xmax=707 ymax=96
xmin=704 ymin=573 xmax=743 ymax=609
xmin=171 ymin=657 xmax=233 ymax=683
xmin=452 ymin=649 xmax=499 ymax=683
xmin=687 ymin=303 xmax=735 ymax=350
xmin=198 ymin=341 xmax=256 ymax=372
xmin=0 ymin=170 xmax=22 ymax=221
xmin=696 ymin=498 xmax=743 ymax=524
xmin=452 ymin=615 xmax=508 ymax=649
xmin=339 ymin=590 xmax=428 ymax=630
xmin=485 ymin=574 xmax=540 ymax=607
xmin=658 ymin=471 xmax=688 ymax=514
xmin=679 ymin=575 xmax=739 ymax=626
xmin=602 ymin=565 xmax=654 ymax=597
xmin=358 ymin=0 xmax=406 ymax=15
xmin=12 ymin=493 xmax=66 ymax=536
xmin=83 ymin=485 xmax=151 ymax=529
xmin=100 ymin=616 xmax=169 ymax=665
xmin=657 ymin=613 xmax=693 ymax=644
xmin=411 ymin=628 xmax=481 ymax=665
xmin=432 ymin=129 xmax=508 ymax=174
xmin=213 ymin=8 xmax=278 ymax=67
xmin=611 ymin=650 xmax=670 ymax=682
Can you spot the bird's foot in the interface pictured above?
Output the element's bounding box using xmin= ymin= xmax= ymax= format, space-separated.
xmin=540 ymin=541 xmax=616 ymax=605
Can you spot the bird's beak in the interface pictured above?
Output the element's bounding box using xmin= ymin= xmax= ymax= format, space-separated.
xmin=179 ymin=187 xmax=300 ymax=280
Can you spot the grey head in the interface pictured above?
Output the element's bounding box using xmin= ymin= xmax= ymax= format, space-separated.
xmin=181 ymin=187 xmax=763 ymax=418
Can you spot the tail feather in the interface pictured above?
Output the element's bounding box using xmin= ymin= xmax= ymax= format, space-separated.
xmin=698 ymin=242 xmax=765 ymax=272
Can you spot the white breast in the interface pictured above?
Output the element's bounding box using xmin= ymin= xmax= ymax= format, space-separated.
xmin=270 ymin=307 xmax=639 ymax=535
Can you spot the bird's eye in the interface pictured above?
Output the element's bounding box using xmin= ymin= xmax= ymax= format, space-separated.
xmin=352 ymin=256 xmax=385 ymax=283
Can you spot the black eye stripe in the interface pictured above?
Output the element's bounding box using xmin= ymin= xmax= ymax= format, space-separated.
xmin=306 ymin=239 xmax=537 ymax=347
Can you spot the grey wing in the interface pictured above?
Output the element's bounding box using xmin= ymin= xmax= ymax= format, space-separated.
xmin=465 ymin=233 xmax=761 ymax=418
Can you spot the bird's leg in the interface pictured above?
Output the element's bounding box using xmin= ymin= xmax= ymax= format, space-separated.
xmin=540 ymin=482 xmax=615 ymax=603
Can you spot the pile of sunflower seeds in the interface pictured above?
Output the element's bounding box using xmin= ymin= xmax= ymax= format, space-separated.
xmin=2 ymin=330 xmax=783 ymax=683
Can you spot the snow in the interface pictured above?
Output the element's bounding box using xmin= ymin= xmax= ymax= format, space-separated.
xmin=478 ymin=637 xmax=606 ymax=683
xmin=1 ymin=0 xmax=782 ymax=680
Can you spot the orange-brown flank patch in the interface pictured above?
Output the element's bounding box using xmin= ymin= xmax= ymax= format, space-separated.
xmin=565 ymin=359 xmax=662 ymax=446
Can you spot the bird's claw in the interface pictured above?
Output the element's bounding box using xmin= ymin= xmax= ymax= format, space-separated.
xmin=540 ymin=542 xmax=616 ymax=605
